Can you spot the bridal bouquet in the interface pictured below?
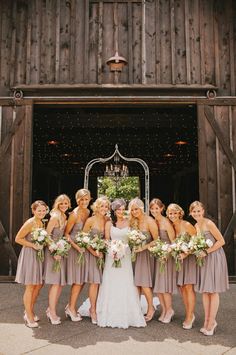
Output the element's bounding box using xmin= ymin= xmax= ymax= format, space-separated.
xmin=107 ymin=240 xmax=128 ymax=268
xmin=126 ymin=229 xmax=147 ymax=262
xmin=188 ymin=233 xmax=213 ymax=266
xmin=48 ymin=237 xmax=71 ymax=272
xmin=74 ymin=231 xmax=91 ymax=265
xmin=170 ymin=233 xmax=190 ymax=272
xmin=149 ymin=239 xmax=172 ymax=272
xmin=89 ymin=233 xmax=107 ymax=270
xmin=31 ymin=227 xmax=49 ymax=262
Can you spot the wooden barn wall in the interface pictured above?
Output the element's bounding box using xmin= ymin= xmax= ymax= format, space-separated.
xmin=0 ymin=104 xmax=32 ymax=251
xmin=0 ymin=0 xmax=235 ymax=94
xmin=198 ymin=104 xmax=236 ymax=275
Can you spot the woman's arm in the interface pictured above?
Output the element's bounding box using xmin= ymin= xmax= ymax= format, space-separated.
xmin=204 ymin=219 xmax=225 ymax=254
xmin=136 ymin=217 xmax=159 ymax=252
xmin=46 ymin=215 xmax=58 ymax=236
xmin=15 ymin=220 xmax=38 ymax=249
xmin=165 ymin=219 xmax=176 ymax=243
xmin=83 ymin=218 xmax=99 ymax=257
xmin=105 ymin=221 xmax=111 ymax=241
xmin=64 ymin=211 xmax=77 ymax=237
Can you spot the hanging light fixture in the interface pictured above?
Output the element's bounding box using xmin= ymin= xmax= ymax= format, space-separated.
xmin=104 ymin=150 xmax=129 ymax=178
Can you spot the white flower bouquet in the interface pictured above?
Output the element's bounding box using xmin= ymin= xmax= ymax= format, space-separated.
xmin=170 ymin=233 xmax=190 ymax=272
xmin=74 ymin=231 xmax=91 ymax=264
xmin=89 ymin=233 xmax=107 ymax=270
xmin=188 ymin=233 xmax=213 ymax=266
xmin=31 ymin=227 xmax=49 ymax=262
xmin=107 ymin=240 xmax=128 ymax=268
xmin=126 ymin=229 xmax=147 ymax=262
xmin=149 ymin=239 xmax=172 ymax=272
xmin=48 ymin=237 xmax=71 ymax=272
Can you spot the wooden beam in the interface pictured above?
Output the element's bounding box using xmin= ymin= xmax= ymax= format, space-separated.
xmin=0 ymin=220 xmax=18 ymax=271
xmin=224 ymin=211 xmax=236 ymax=242
xmin=204 ymin=105 xmax=236 ymax=171
xmin=0 ymin=106 xmax=25 ymax=162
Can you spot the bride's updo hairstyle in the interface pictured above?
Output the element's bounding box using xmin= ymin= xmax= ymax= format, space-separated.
xmin=91 ymin=196 xmax=110 ymax=215
xmin=166 ymin=203 xmax=185 ymax=220
xmin=128 ymin=197 xmax=145 ymax=230
xmin=111 ymin=198 xmax=126 ymax=226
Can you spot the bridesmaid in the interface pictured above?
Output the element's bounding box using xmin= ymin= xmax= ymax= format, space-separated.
xmin=44 ymin=194 xmax=71 ymax=325
xmin=128 ymin=197 xmax=159 ymax=321
xmin=166 ymin=203 xmax=197 ymax=329
xmin=83 ymin=196 xmax=110 ymax=324
xmin=15 ymin=200 xmax=48 ymax=328
xmin=189 ymin=201 xmax=229 ymax=335
xmin=64 ymin=188 xmax=91 ymax=321
xmin=149 ymin=198 xmax=177 ymax=323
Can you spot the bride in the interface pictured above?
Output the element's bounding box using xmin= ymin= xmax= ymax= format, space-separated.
xmin=96 ymin=198 xmax=146 ymax=328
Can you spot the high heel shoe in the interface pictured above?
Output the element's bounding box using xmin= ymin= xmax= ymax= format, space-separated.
xmin=204 ymin=322 xmax=217 ymax=336
xmin=158 ymin=314 xmax=165 ymax=322
xmin=183 ymin=314 xmax=195 ymax=330
xmin=162 ymin=310 xmax=175 ymax=324
xmin=47 ymin=311 xmax=61 ymax=325
xmin=24 ymin=310 xmax=40 ymax=322
xmin=65 ymin=307 xmax=82 ymax=322
xmin=144 ymin=309 xmax=155 ymax=322
xmin=89 ymin=309 xmax=97 ymax=325
xmin=23 ymin=314 xmax=39 ymax=328
xmin=200 ymin=327 xmax=206 ymax=333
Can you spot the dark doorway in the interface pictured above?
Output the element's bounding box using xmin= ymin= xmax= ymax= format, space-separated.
xmin=33 ymin=105 xmax=198 ymax=211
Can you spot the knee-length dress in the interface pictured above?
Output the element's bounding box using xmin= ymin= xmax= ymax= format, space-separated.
xmin=66 ymin=222 xmax=89 ymax=285
xmin=177 ymin=234 xmax=197 ymax=286
xmin=43 ymin=227 xmax=67 ymax=285
xmin=153 ymin=230 xmax=177 ymax=294
xmin=85 ymin=228 xmax=103 ymax=284
xmin=134 ymin=231 xmax=154 ymax=288
xmin=195 ymin=231 xmax=229 ymax=293
xmin=15 ymin=232 xmax=43 ymax=285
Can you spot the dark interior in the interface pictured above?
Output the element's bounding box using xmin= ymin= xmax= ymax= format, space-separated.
xmin=33 ymin=105 xmax=199 ymax=212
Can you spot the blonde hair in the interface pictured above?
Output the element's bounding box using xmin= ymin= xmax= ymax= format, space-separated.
xmin=189 ymin=201 xmax=205 ymax=214
xmin=91 ymin=196 xmax=110 ymax=214
xmin=75 ymin=188 xmax=91 ymax=204
xmin=31 ymin=200 xmax=48 ymax=212
xmin=166 ymin=203 xmax=185 ymax=219
xmin=149 ymin=198 xmax=165 ymax=211
xmin=50 ymin=194 xmax=71 ymax=228
xmin=128 ymin=198 xmax=145 ymax=230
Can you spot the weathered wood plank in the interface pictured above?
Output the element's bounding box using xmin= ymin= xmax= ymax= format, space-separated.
xmin=128 ymin=2 xmax=133 ymax=84
xmin=22 ymin=105 xmax=32 ymax=222
xmin=97 ymin=1 xmax=103 ymax=84
xmin=132 ymin=2 xmax=142 ymax=84
xmin=69 ymin=0 xmax=76 ymax=84
xmin=83 ymin=0 xmax=89 ymax=83
xmin=30 ymin=0 xmax=41 ymax=84
xmin=184 ymin=0 xmax=191 ymax=84
xmin=188 ymin=0 xmax=201 ymax=84
xmin=89 ymin=2 xmax=99 ymax=83
xmin=159 ymin=0 xmax=171 ymax=83
xmin=118 ymin=2 xmax=128 ymax=84
xmin=215 ymin=106 xmax=232 ymax=231
xmin=170 ymin=0 xmax=176 ymax=84
xmin=59 ymin=0 xmax=71 ymax=83
xmin=204 ymin=106 xmax=236 ymax=171
xmin=102 ymin=2 xmax=114 ymax=84
xmin=228 ymin=0 xmax=235 ymax=96
xmin=25 ymin=1 xmax=32 ymax=85
xmin=145 ymin=0 xmax=155 ymax=84
xmin=55 ymin=0 xmax=61 ymax=83
xmin=197 ymin=104 xmax=208 ymax=207
xmin=0 ymin=1 xmax=12 ymax=87
xmin=0 ymin=106 xmax=13 ymax=236
xmin=74 ymin=0 xmax=85 ymax=83
xmin=155 ymin=0 xmax=161 ymax=84
xmin=174 ymin=0 xmax=186 ymax=84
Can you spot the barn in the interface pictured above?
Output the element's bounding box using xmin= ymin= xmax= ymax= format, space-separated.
xmin=0 ymin=0 xmax=235 ymax=279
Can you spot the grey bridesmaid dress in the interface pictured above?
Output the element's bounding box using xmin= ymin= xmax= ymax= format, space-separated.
xmin=153 ymin=230 xmax=177 ymax=294
xmin=85 ymin=228 xmax=103 ymax=284
xmin=43 ymin=226 xmax=67 ymax=285
xmin=15 ymin=232 xmax=43 ymax=285
xmin=195 ymin=231 xmax=229 ymax=293
xmin=134 ymin=231 xmax=154 ymax=288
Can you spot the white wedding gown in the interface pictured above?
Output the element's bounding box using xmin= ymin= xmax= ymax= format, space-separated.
xmin=96 ymin=226 xmax=146 ymax=328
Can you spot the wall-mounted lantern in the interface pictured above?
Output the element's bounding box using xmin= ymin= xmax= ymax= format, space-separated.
xmin=106 ymin=51 xmax=128 ymax=72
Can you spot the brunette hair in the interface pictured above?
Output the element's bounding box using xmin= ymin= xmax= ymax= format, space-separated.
xmin=149 ymin=198 xmax=165 ymax=211
xmin=31 ymin=200 xmax=48 ymax=212
xmin=189 ymin=201 xmax=205 ymax=214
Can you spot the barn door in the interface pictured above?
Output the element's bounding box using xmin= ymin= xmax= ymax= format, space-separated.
xmin=198 ymin=104 xmax=236 ymax=276
xmin=0 ymin=103 xmax=32 ymax=277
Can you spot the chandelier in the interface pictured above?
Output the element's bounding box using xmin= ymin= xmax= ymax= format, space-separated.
xmin=104 ymin=151 xmax=129 ymax=178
